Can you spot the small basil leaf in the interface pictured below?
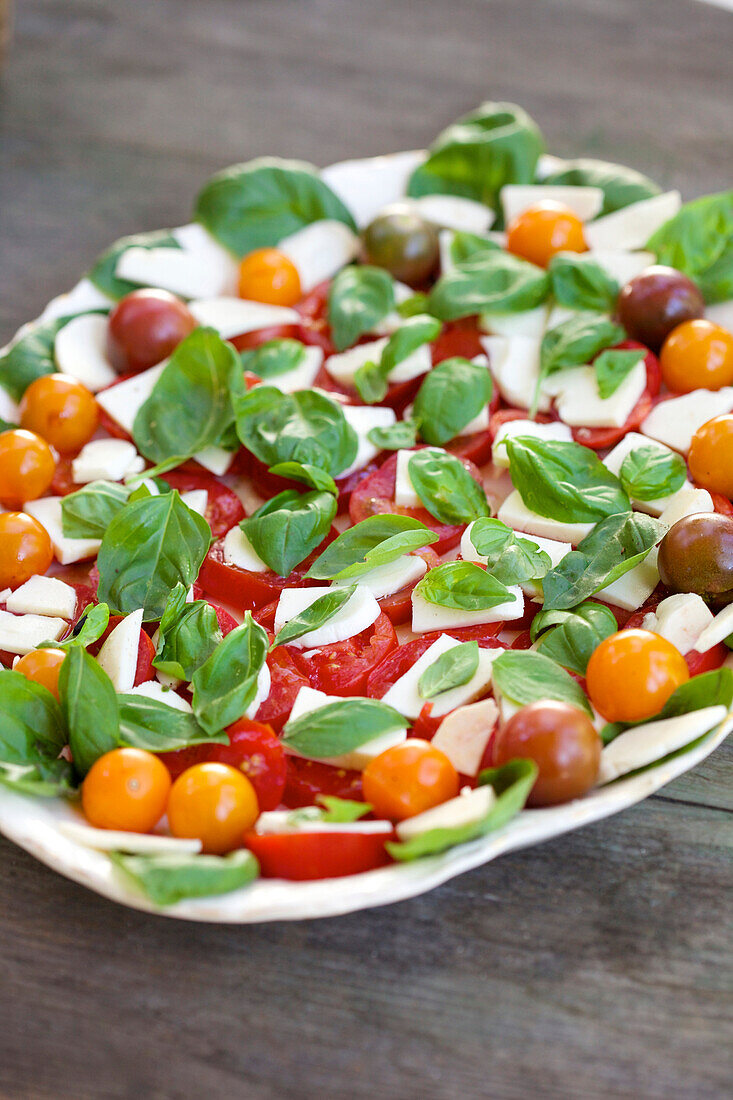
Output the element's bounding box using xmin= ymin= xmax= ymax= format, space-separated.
xmin=532 ymin=601 xmax=618 ymax=674
xmin=449 ymin=231 xmax=501 ymax=265
xmin=0 ymin=669 xmax=71 ymax=792
xmin=240 ymin=489 xmax=337 ymax=577
xmin=413 ymin=357 xmax=492 ymax=444
xmin=594 ymin=348 xmax=646 ymax=399
xmin=396 ymin=292 xmax=431 ymax=318
xmin=316 ymin=795 xmax=372 ymax=823
xmin=271 ymin=585 xmax=357 ymax=649
xmin=505 ymin=437 xmax=630 ymax=523
xmin=0 ymin=759 xmax=75 ymax=798
xmin=240 ymin=338 xmax=307 ymax=379
xmin=40 ymin=603 xmax=110 ymax=651
xmin=306 ymin=514 xmax=437 ymax=581
xmin=267 ymin=462 xmax=338 ymax=495
xmin=328 ymin=266 xmax=395 ymax=351
xmin=355 ymin=314 xmax=442 ymax=405
xmin=191 ymin=613 xmax=268 ymax=735
xmin=353 ymin=359 xmax=388 ymax=405
xmin=61 ymin=480 xmax=131 ymax=539
xmin=429 ymin=251 xmax=549 ymax=320
xmin=117 ymin=695 xmax=227 ymax=752
xmin=407 ymin=450 xmax=490 ymax=524
xmin=548 ymin=253 xmax=619 ymax=313
xmin=491 ymin=650 xmax=592 ymax=715
xmin=619 ymin=445 xmax=686 ymax=501
xmin=110 ymin=849 xmax=259 ymax=906
xmin=88 ymin=229 xmax=180 ymax=300
xmin=59 ymin=647 xmax=120 ymax=777
xmin=467 ymin=518 xmax=551 ymax=586
xmin=367 ymin=418 xmax=420 ymax=451
xmin=540 ymin=312 xmax=625 ymax=380
xmin=418 ymin=641 xmax=479 ymax=699
xmin=646 ymin=190 xmax=733 ymax=304
xmin=153 ymin=584 xmax=222 ymax=681
xmin=0 ymin=313 xmax=106 ymax=402
xmin=415 ymin=560 xmax=514 ymax=611
xmin=282 ymin=698 xmax=406 ymax=760
xmin=542 ymin=158 xmax=661 ymax=217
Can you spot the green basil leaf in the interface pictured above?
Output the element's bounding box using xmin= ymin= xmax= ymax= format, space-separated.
xmin=415 ymin=560 xmax=514 ymax=611
xmin=367 ymin=418 xmax=419 ymax=451
xmin=40 ymin=602 xmax=110 ymax=651
xmin=548 ymin=253 xmax=619 ymax=312
xmin=117 ymin=695 xmax=227 ymax=752
xmin=0 ymin=670 xmax=72 ymax=795
xmin=0 ymin=759 xmax=75 ymax=798
xmin=646 ymin=190 xmax=733 ymax=304
xmin=354 ymin=314 xmax=441 ymax=404
xmin=505 ymin=437 xmax=630 ymax=523
xmin=418 ymin=641 xmax=479 ymax=699
xmin=88 ymin=229 xmax=180 ymax=300
xmin=619 ymin=445 xmax=686 ymax=501
xmin=233 ymin=385 xmax=358 ymax=476
xmin=491 ymin=650 xmax=592 ymax=714
xmin=353 ymin=359 xmax=388 ymax=405
xmin=532 ymin=601 xmax=618 ymax=674
xmin=540 ymin=312 xmax=625 ymax=380
xmin=240 ymin=489 xmax=337 ymax=577
xmin=541 ymin=512 xmax=664 ymax=611
xmin=61 ymin=480 xmax=131 ymax=539
xmin=396 ymin=292 xmax=431 ymax=318
xmin=413 ymin=357 xmax=492 ymax=444
xmin=407 ymin=449 xmax=490 ymax=524
xmin=306 ymin=514 xmax=436 ymax=581
xmin=282 ymin=698 xmax=406 ymax=759
xmin=387 ymin=759 xmax=537 ymax=862
xmin=328 ymin=266 xmax=396 ymax=351
xmin=194 ymin=157 xmax=355 ymax=257
xmin=542 ymin=158 xmax=661 ymax=217
xmin=96 ymin=491 xmax=212 ymax=620
xmin=467 ymin=518 xmax=551 ymax=586
xmin=267 ymin=461 xmax=338 ymax=494
xmin=429 ymin=251 xmax=549 ymax=320
xmin=191 ymin=613 xmax=268 ymax=735
xmin=153 ymin=584 xmax=222 ymax=681
xmin=449 ymin=231 xmax=501 ymax=265
xmin=271 ymin=585 xmax=356 ymax=649
xmin=59 ymin=647 xmax=119 ymax=777
xmin=110 ymin=849 xmax=259 ymax=906
xmin=0 ymin=415 xmax=18 ymax=432
xmin=316 ymin=795 xmax=372 ymax=823
xmin=0 ymin=313 xmax=105 ymax=402
xmin=240 ymin=337 xmax=307 ymax=379
xmin=408 ymin=101 xmax=544 ymax=219
xmin=594 ymin=348 xmax=646 ymax=398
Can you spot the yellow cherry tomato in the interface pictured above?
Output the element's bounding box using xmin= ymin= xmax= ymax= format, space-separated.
xmin=167 ymin=762 xmax=259 ymax=854
xmin=506 ymin=201 xmax=587 ymax=268
xmin=362 ymin=739 xmax=459 ymax=822
xmin=20 ymin=373 xmax=98 ymax=453
xmin=586 ymin=629 xmax=689 ymax=723
xmin=237 ymin=248 xmax=302 ymax=306
xmin=0 ymin=429 xmax=56 ymax=508
xmin=14 ymin=648 xmax=66 ymax=700
xmin=688 ymin=414 xmax=733 ymax=499
xmin=0 ymin=511 xmax=54 ymax=589
xmin=660 ymin=319 xmax=733 ymax=393
xmin=82 ymin=748 xmax=172 ymax=833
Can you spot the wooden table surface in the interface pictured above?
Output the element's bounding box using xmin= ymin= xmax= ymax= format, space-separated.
xmin=1 ymin=2 xmax=732 ymax=1097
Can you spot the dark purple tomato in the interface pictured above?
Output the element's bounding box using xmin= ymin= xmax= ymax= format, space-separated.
xmin=658 ymin=512 xmax=733 ymax=606
xmin=617 ymin=265 xmax=705 ymax=352
xmin=107 ymin=289 xmax=197 ymax=374
xmin=362 ymin=206 xmax=440 ymax=286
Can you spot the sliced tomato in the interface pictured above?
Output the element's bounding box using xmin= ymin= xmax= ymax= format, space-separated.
xmin=209 ymin=603 xmax=239 ymax=636
xmin=160 ymin=470 xmax=245 ymax=538
xmin=84 ymin=613 xmax=155 ymax=685
xmin=431 ymin=319 xmax=484 ymax=364
xmin=245 ymin=828 xmax=392 ymax=879
xmin=711 ymin=491 xmax=733 ymax=517
xmin=255 ymin=645 xmax=312 ymax=733
xmin=289 ymin=612 xmax=398 ymax=697
xmin=230 ymin=325 xmax=301 ymax=352
xmin=572 ymin=343 xmax=659 ymax=451
xmin=378 ymin=547 xmax=442 ymax=625
xmin=366 ymin=629 xmax=505 ymax=701
xmin=489 ymin=406 xmax=555 ymax=442
xmin=244 ymin=451 xmax=381 ymax=514
xmin=282 ymin=756 xmax=363 ymax=808
xmin=685 ymin=644 xmax=728 ymax=676
xmin=296 ymin=281 xmax=336 ymax=357
xmin=446 ymin=430 xmax=493 ymax=467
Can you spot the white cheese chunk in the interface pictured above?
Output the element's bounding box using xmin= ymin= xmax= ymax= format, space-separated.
xmin=188 ymin=297 xmax=300 ymax=340
xmin=602 ymin=432 xmax=689 ymax=516
xmin=179 ymin=489 xmax=208 ymax=517
xmin=693 ymin=604 xmax=733 ymax=654
xmin=267 ymin=344 xmax=323 ymax=393
xmin=705 ymin=300 xmax=733 ymax=333
xmin=371 ymin=282 xmax=417 ymax=336
xmin=0 ymin=610 xmax=67 ymax=655
xmin=223 ymin=525 xmax=269 ymax=573
xmin=641 ymin=389 xmax=733 ymax=455
xmin=286 ymin=685 xmax=407 ymax=769
xmin=411 ymin=586 xmax=523 ymax=633
xmin=479 ymin=305 xmax=549 ymax=341
xmin=481 ymin=335 xmax=551 ymax=412
xmin=492 ymin=418 xmax=573 ymax=469
xmin=497 ymin=490 xmax=594 ymax=545
xmin=0 ymin=589 xmax=12 ymax=603
xmin=40 ymin=278 xmax=114 ymax=324
xmin=546 ymin=360 xmax=646 ymax=428
xmin=253 ymin=810 xmax=392 ymax=836
xmin=71 ymin=439 xmax=145 ymax=484
xmin=396 ymin=784 xmax=497 ymax=840
xmin=325 ymin=338 xmax=388 ymax=386
xmin=58 ymin=819 xmax=202 ymax=854
xmin=53 ymin=313 xmax=117 ymax=392
xmin=394 ymin=447 xmax=445 ymax=507
xmin=320 ymin=150 xmax=425 ymax=227
xmin=642 ymin=593 xmax=713 ymax=655
xmin=0 ymin=385 xmax=20 ymax=424
xmin=172 ymin=223 xmax=239 ymax=295
xmin=274 ymin=585 xmax=380 ymax=649
xmin=246 ymin=661 xmax=272 ymax=720
xmin=431 ymin=698 xmax=499 ymax=776
xmin=382 ymin=634 xmax=502 ymax=719
xmin=24 ymin=497 xmax=101 ymax=564
xmin=658 ymin=485 xmax=715 ymax=528
xmin=461 ymin=522 xmax=572 ymax=598
xmin=115 ymin=246 xmax=232 ymax=301
xmin=96 ymin=609 xmax=144 ymax=692
xmin=501 ymin=184 xmax=604 ymax=226
xmin=584 ymin=249 xmax=655 ymax=287
xmin=339 ymin=404 xmax=397 ymax=478
xmin=597 ymin=705 xmax=726 ymax=785
xmin=127 ymin=680 xmax=193 ymax=713
xmin=5 ymin=575 xmax=77 ymax=619
xmin=95 ymin=362 xmax=166 ymax=434
xmin=410 ymin=194 xmax=494 ymax=234
xmin=332 ymin=553 xmax=427 ymax=600
xmin=192 ymin=445 xmax=233 ymax=477
xmin=584 ymin=191 xmax=682 ymax=251
xmin=595 ymin=548 xmax=660 ymax=612
xmin=278 ymin=220 xmax=360 ymax=293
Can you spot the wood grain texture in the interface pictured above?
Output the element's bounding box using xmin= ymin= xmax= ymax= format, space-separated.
xmin=0 ymin=1 xmax=731 ymax=1097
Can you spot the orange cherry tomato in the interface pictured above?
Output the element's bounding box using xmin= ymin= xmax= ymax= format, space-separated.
xmin=0 ymin=429 xmax=56 ymax=508
xmin=586 ymin=629 xmax=689 ymax=723
xmin=238 ymin=248 xmax=302 ymax=306
xmin=167 ymin=762 xmax=259 ymax=854
xmin=0 ymin=511 xmax=54 ymax=589
xmin=688 ymin=414 xmax=733 ymax=499
xmin=20 ymin=373 xmax=98 ymax=452
xmin=14 ymin=648 xmax=66 ymax=700
xmin=82 ymin=748 xmax=172 ymax=833
xmin=362 ymin=739 xmax=460 ymax=822
xmin=660 ymin=319 xmax=733 ymax=393
xmin=506 ymin=201 xmax=587 ymax=268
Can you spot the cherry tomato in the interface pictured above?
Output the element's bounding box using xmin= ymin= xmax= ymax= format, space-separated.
xmin=159 ymin=470 xmax=245 ymax=538
xmin=506 ymin=201 xmax=586 ymax=267
xmin=282 ymin=757 xmax=363 ymax=808
xmin=167 ymin=762 xmax=259 ymax=853
xmin=14 ymin=648 xmax=66 ymax=700
xmin=238 ymin=248 xmax=301 ymax=306
xmin=586 ymin=629 xmax=689 ymax=723
xmin=688 ymin=415 xmax=733 ymax=500
xmin=20 ymin=374 xmax=98 ymax=452
xmin=107 ymin=289 xmax=197 ymax=374
xmin=658 ymin=513 xmax=733 ymax=605
xmin=362 ymin=206 xmax=440 ymax=286
xmin=0 ymin=512 xmax=54 ymax=589
xmin=82 ymin=747 xmax=171 ymax=833
xmin=245 ymin=829 xmax=392 ymax=880
xmin=362 ymin=739 xmax=460 ymax=822
xmin=617 ymin=266 xmax=704 ymax=352
xmin=660 ymin=319 xmax=733 ymax=393
xmin=0 ymin=429 xmax=56 ymax=508
xmin=492 ymin=701 xmax=600 ymax=806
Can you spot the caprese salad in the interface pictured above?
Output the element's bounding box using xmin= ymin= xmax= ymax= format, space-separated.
xmin=1 ymin=101 xmax=732 ymax=908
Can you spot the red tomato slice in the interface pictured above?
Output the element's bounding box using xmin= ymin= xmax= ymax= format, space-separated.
xmin=431 ymin=319 xmax=485 ymax=364
xmin=289 ymin=612 xmax=398 ymax=697
xmin=159 ymin=470 xmax=245 ymax=538
xmin=283 ymin=756 xmax=363 ymax=808
xmin=366 ymin=629 xmax=505 ymax=701
xmin=685 ymin=644 xmax=728 ymax=676
xmin=83 ymin=613 xmax=155 ymax=685
xmin=711 ymin=491 xmax=733 ymax=517
xmin=572 ymin=343 xmax=659 ymax=451
xmin=446 ymin=430 xmax=493 ymax=467
xmin=255 ymin=645 xmax=312 ymax=733
xmin=489 ymin=406 xmax=555 ymax=442
xmin=230 ymin=325 xmax=301 ymax=352
xmin=245 ymin=828 xmax=392 ymax=879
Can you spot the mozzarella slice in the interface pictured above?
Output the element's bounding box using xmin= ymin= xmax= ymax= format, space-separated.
xmin=394 ymin=447 xmax=446 ymax=507
xmin=278 ymin=220 xmax=360 ymax=293
xmin=595 ymin=547 xmax=660 ymax=612
xmin=96 ymin=609 xmax=144 ymax=692
xmin=693 ymin=604 xmax=733 ymax=654
xmin=187 ymin=297 xmax=299 ymax=340
xmin=223 ymin=526 xmax=269 ymax=573
xmin=481 ymin=335 xmax=551 ymax=412
xmin=431 ymin=698 xmax=499 ymax=776
xmin=115 ymin=246 xmax=231 ymax=301
xmin=286 ymin=685 xmax=407 ymax=770
xmin=127 ymin=680 xmax=194 ymax=712
xmin=479 ymin=305 xmax=549 ymax=341
xmin=40 ymin=279 xmax=113 ymax=324
xmin=192 ymin=445 xmax=233 ymax=477
xmin=658 ymin=484 xmax=714 ymax=528
xmin=705 ymin=300 xmax=733 ymax=333
xmin=320 ymin=150 xmax=425 ymax=227
xmin=497 ymin=490 xmax=594 ymax=545
xmin=546 ymin=360 xmax=646 ymax=428
xmin=501 ymin=184 xmax=604 ymax=226
xmin=179 ymin=489 xmax=208 ymax=517
xmin=254 ymin=811 xmax=392 ymax=836
xmin=641 ymin=389 xmax=733 ymax=455
xmin=332 ymin=553 xmax=427 ymax=599
xmin=246 ymin=661 xmax=272 ymax=720
xmin=492 ymin=418 xmax=573 ymax=468
xmin=267 ymin=345 xmax=323 ymax=394
xmin=95 ymin=362 xmax=166 ymax=434
xmin=5 ymin=575 xmax=77 ymax=619
xmin=584 ymin=191 xmax=682 ymax=251
xmin=597 ymin=705 xmax=726 ymax=785
xmin=409 ymin=194 xmax=494 ymax=234
xmin=172 ymin=223 xmax=240 ymax=295
xmin=58 ymin=819 xmax=202 ymax=854
xmin=324 ymin=338 xmax=388 ymax=386
xmin=396 ymin=784 xmax=497 ymax=840
xmin=461 ymin=523 xmax=572 ymax=600
xmin=339 ymin=404 xmax=397 ymax=478
xmin=584 ymin=249 xmax=655 ymax=286
xmin=0 ymin=589 xmax=12 ymax=603
xmin=381 ymin=634 xmax=500 ymax=719
xmin=0 ymin=384 xmax=19 ymax=424
xmin=71 ymin=439 xmax=145 ymax=484
xmin=274 ymin=585 xmax=380 ymax=649
xmin=411 ymin=586 xmax=523 ymax=633
xmin=642 ymin=593 xmax=713 ymax=655
xmin=24 ymin=497 xmax=101 ymax=564
xmin=602 ymin=431 xmax=689 ymax=516
xmin=371 ymin=282 xmax=418 ymax=336
xmin=53 ymin=313 xmax=117 ymax=392
xmin=0 ymin=610 xmax=67 ymax=655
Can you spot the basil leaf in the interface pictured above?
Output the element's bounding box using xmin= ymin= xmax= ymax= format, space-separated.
xmin=0 ymin=670 xmax=72 ymax=795
xmin=61 ymin=480 xmax=131 ymax=539
xmin=316 ymin=795 xmax=372 ymax=823
xmin=505 ymin=437 xmax=630 ymax=523
xmin=418 ymin=641 xmax=479 ymax=699
xmin=110 ymin=849 xmax=259 ymax=906
xmin=191 ymin=613 xmax=268 ymax=735
xmin=491 ymin=650 xmax=592 ymax=715
xmin=282 ymin=698 xmax=406 ymax=759
xmin=0 ymin=313 xmax=106 ymax=402
xmin=306 ymin=514 xmax=436 ymax=581
xmin=59 ymin=647 xmax=119 ymax=777
xmin=194 ymin=157 xmax=355 ymax=257
xmin=429 ymin=251 xmax=549 ymax=321
xmin=0 ymin=415 xmax=18 ymax=432
xmin=328 ymin=266 xmax=396 ymax=351
xmin=619 ymin=445 xmax=686 ymax=501
xmin=153 ymin=584 xmax=222 ymax=681
xmin=267 ymin=461 xmax=338 ymax=494
xmin=40 ymin=602 xmax=110 ymax=651
xmin=0 ymin=759 xmax=75 ymax=798
xmin=407 ymin=101 xmax=544 ymax=219
xmin=117 ymin=695 xmax=226 ymax=752
xmin=407 ymin=450 xmax=490 ymax=524
xmin=88 ymin=229 xmax=180 ymax=299
xmin=396 ymin=292 xmax=431 ymax=318
xmin=548 ymin=253 xmax=619 ymax=313
xmin=594 ymin=348 xmax=646 ymax=398
xmin=540 ymin=312 xmax=625 ymax=379
xmin=271 ymin=585 xmax=356 ymax=649
xmin=354 ymin=314 xmax=441 ymax=404
xmin=233 ymin=385 xmax=358 ymax=476
xmin=646 ymin=190 xmax=733 ymax=303
xmin=413 ymin=357 xmax=492 ymax=444
xmin=240 ymin=338 xmax=307 ymax=379
xmin=449 ymin=231 xmax=501 ymax=265
xmin=367 ymin=418 xmax=419 ymax=451
xmin=387 ymin=759 xmax=537 ymax=862
xmin=532 ymin=601 xmax=618 ymax=674
xmin=240 ymin=489 xmax=337 ymax=577
xmin=415 ymin=560 xmax=514 ymax=611
xmin=542 ymin=158 xmax=661 ymax=217
xmin=541 ymin=512 xmax=664 ymax=611
xmin=468 ymin=518 xmax=551 ymax=586
xmin=96 ymin=491 xmax=212 ymax=620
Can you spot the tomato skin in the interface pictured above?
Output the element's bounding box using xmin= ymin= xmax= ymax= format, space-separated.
xmin=660 ymin=319 xmax=733 ymax=393
xmin=363 ymin=739 xmax=460 ymax=822
xmin=688 ymin=415 xmax=733 ymax=500
xmin=82 ymin=748 xmax=171 ymax=833
xmin=245 ymin=451 xmax=380 ymax=515
xmin=289 ymin=612 xmax=398 ymax=698
xmin=712 ymin=491 xmax=733 ymax=518
xmin=367 ymin=630 xmax=505 ymax=701
xmin=14 ymin=648 xmax=66 ymax=700
xmin=167 ymin=762 xmax=259 ymax=854
xmin=159 ymin=470 xmax=245 ymax=538
xmin=586 ymin=629 xmax=690 ymax=723
xmin=238 ymin=248 xmax=301 ymax=306
xmin=20 ymin=374 xmax=98 ymax=453
xmin=107 ymin=289 xmax=197 ymax=374
xmin=0 ymin=512 xmax=54 ymax=589
xmin=506 ymin=202 xmax=587 ymax=267
xmin=282 ymin=757 xmax=363 ymax=808
xmin=245 ymin=829 xmax=392 ymax=880
xmin=685 ymin=643 xmax=728 ymax=676
xmin=230 ymin=324 xmax=301 ymax=352
xmin=87 ymin=614 xmax=155 ymax=686
xmin=255 ymin=646 xmax=311 ymax=733
xmin=431 ymin=319 xmax=485 ymax=364
xmin=0 ymin=429 xmax=56 ymax=507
